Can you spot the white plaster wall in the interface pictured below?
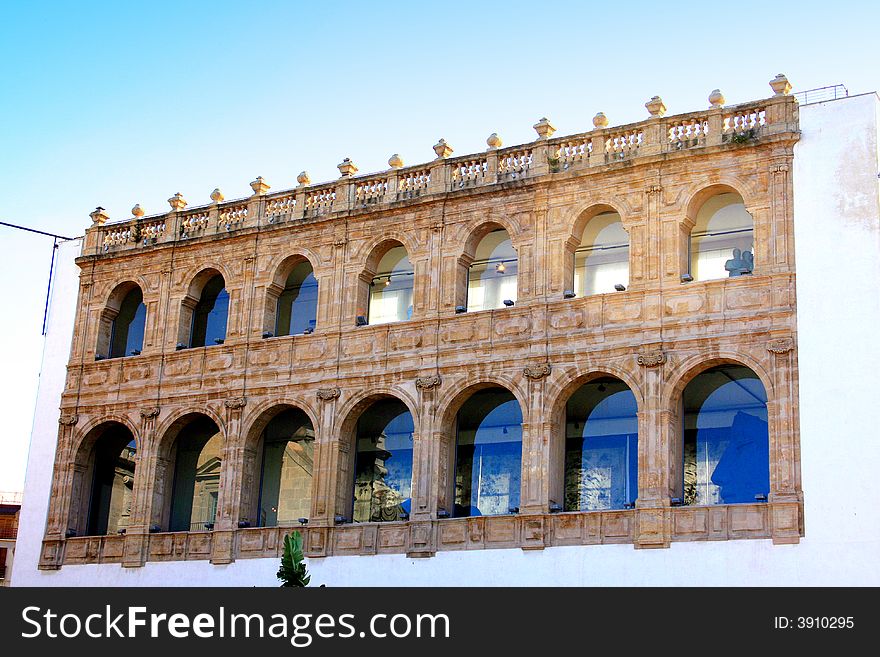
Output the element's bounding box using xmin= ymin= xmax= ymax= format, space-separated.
xmin=13 ymin=95 xmax=880 ymax=586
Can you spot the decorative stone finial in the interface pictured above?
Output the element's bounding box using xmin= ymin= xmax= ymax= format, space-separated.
xmin=167 ymin=193 xmax=187 ymax=212
xmin=486 ymin=133 xmax=503 ymax=150
xmin=89 ymin=207 xmax=109 ymax=226
xmin=388 ymin=153 xmax=404 ymax=169
xmin=533 ymin=117 xmax=556 ymax=140
xmin=296 ymin=171 xmax=311 ymax=187
xmin=592 ymin=112 xmax=609 ymax=129
xmin=770 ymin=73 xmax=792 ymax=97
xmin=249 ymin=176 xmax=270 ymax=196
xmin=210 ymin=188 xmax=224 ymax=203
xmin=131 ymin=204 xmax=145 ymax=218
xmin=433 ymin=138 xmax=453 ymax=159
xmin=708 ymin=89 xmax=725 ymax=108
xmin=337 ymin=158 xmax=358 ymax=177
xmin=645 ymin=96 xmax=666 ymax=117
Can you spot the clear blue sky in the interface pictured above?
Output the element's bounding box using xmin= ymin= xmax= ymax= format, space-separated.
xmin=0 ymin=0 xmax=877 ymax=492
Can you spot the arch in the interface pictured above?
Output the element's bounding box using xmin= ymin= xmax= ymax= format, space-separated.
xmin=572 ymin=207 xmax=630 ymax=296
xmin=465 ymin=226 xmax=518 ymax=312
xmin=155 ymin=411 xmax=224 ymax=532
xmin=450 ymin=384 xmax=525 ymax=517
xmin=362 ymin=239 xmax=415 ymax=325
xmin=68 ymin=420 xmax=138 ymax=538
xmin=334 ymin=390 xmax=420 ymax=522
xmin=679 ymin=363 xmax=769 ymax=506
xmin=683 ymin=181 xmax=761 ymax=222
xmin=560 ymin=376 xmax=639 ymax=511
xmin=686 ymin=187 xmax=755 ymax=282
xmin=663 ymin=352 xmax=774 ymax=411
xmin=436 ymin=376 xmax=529 ymax=433
xmin=269 ymin=255 xmax=319 ymax=336
xmin=96 ymin=281 xmax=147 ymax=359
xmin=178 ymin=268 xmax=229 ymax=348
xmin=239 ymin=403 xmax=316 ymax=528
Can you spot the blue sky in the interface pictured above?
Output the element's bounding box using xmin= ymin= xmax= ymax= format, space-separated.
xmin=0 ymin=0 xmax=878 ymax=491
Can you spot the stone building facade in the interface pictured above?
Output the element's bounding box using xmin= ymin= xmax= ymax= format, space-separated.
xmin=37 ymin=77 xmax=804 ymax=573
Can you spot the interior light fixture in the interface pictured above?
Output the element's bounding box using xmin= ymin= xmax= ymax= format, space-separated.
xmin=496 ymin=262 xmax=506 ymax=273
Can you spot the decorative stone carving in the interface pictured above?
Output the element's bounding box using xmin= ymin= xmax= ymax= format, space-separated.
xmin=415 ymin=375 xmax=442 ymax=389
xmin=337 ymin=158 xmax=358 ymax=177
xmin=646 ymin=184 xmax=662 ymax=195
xmin=770 ymin=73 xmax=792 ymax=97
xmin=210 ymin=188 xmax=224 ymax=203
xmin=433 ymin=138 xmax=453 ymax=159
xmin=771 ymin=163 xmax=790 ymax=175
xmin=645 ymin=96 xmax=666 ymax=117
xmin=532 ymin=117 xmax=556 ymax=140
xmin=296 ymin=171 xmax=311 ymax=187
xmin=333 ymin=237 xmax=347 ymax=248
xmin=592 ymin=112 xmax=608 ymax=129
xmin=224 ymin=397 xmax=247 ymax=410
xmin=249 ymin=176 xmax=270 ymax=196
xmin=316 ymin=387 xmax=341 ymax=401
xmin=139 ymin=407 xmax=160 ymax=419
xmin=388 ymin=154 xmax=404 ymax=169
xmin=167 ymin=192 xmax=187 ymax=212
xmin=637 ymin=350 xmax=667 ymax=367
xmin=89 ymin=207 xmax=108 ymax=226
xmin=523 ymin=363 xmax=551 ymax=379
xmin=131 ymin=204 xmax=145 ymax=218
xmin=767 ymin=338 xmax=794 ymax=354
xmin=708 ymin=89 xmax=725 ymax=108
xmin=58 ymin=412 xmax=79 ymax=426
xmin=486 ymin=133 xmax=503 ymax=149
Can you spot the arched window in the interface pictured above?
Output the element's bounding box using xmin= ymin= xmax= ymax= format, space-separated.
xmin=690 ymin=192 xmax=754 ymax=282
xmin=682 ymin=364 xmax=769 ymax=505
xmin=467 ymin=229 xmax=517 ymax=312
xmin=454 ymin=387 xmax=522 ymax=517
xmin=72 ymin=422 xmax=137 ymax=536
xmin=352 ymin=399 xmax=414 ymax=522
xmin=109 ymin=287 xmax=146 ymax=358
xmin=190 ymin=274 xmax=228 ymax=347
xmin=168 ymin=416 xmax=223 ymax=531
xmin=575 ymin=212 xmax=629 ymax=296
xmin=564 ymin=377 xmax=638 ymax=511
xmin=367 ymin=246 xmax=414 ymax=325
xmin=275 ymin=262 xmax=318 ymax=336
xmin=257 ymin=408 xmax=314 ymax=527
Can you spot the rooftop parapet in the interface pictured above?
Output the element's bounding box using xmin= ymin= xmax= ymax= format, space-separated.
xmin=83 ymin=75 xmax=798 ymax=257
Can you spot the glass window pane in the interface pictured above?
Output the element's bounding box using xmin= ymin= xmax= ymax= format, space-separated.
xmin=691 ymin=193 xmax=754 ymax=282
xmin=86 ymin=425 xmax=136 ymax=536
xmin=109 ymin=287 xmax=146 ymax=358
xmin=683 ymin=365 xmax=769 ymax=505
xmin=353 ymin=399 xmax=414 ymax=522
xmin=190 ymin=275 xmax=228 ymax=347
xmin=564 ymin=378 xmax=638 ymax=511
xmin=368 ymin=246 xmax=414 ymax=325
xmin=467 ymin=229 xmax=517 ymax=312
xmin=276 ymin=262 xmax=318 ymax=336
xmin=258 ymin=409 xmax=314 ymax=527
xmin=574 ymin=213 xmax=629 ymax=296
xmin=168 ymin=417 xmax=222 ymax=531
xmin=454 ymin=388 xmax=522 ymax=517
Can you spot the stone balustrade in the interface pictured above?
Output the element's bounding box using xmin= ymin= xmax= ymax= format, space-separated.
xmin=83 ymin=86 xmax=797 ymax=257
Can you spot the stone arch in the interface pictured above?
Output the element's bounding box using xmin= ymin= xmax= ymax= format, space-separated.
xmin=177 ymin=267 xmax=229 ymax=347
xmin=263 ymin=253 xmax=320 ymax=336
xmin=239 ymin=401 xmax=319 ymax=528
xmin=95 ymin=280 xmax=148 ymax=359
xmin=67 ymin=419 xmax=139 ymax=538
xmin=334 ymin=388 xmax=421 ymax=521
xmin=356 ymin=238 xmax=417 ymax=325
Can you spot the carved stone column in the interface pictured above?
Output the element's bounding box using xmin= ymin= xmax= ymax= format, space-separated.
xmin=635 ymin=349 xmax=672 ymax=549
xmin=765 ymin=337 xmax=802 ymax=545
xmin=210 ymin=396 xmax=246 ymax=565
xmin=305 ymin=387 xmax=341 ymax=557
xmin=408 ymin=374 xmax=442 ymax=558
xmin=122 ymin=407 xmax=159 ymax=568
xmin=39 ymin=412 xmax=79 ymax=570
xmin=520 ymin=364 xmax=551 ymax=548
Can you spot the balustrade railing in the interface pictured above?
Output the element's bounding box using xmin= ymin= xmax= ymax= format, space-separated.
xmin=86 ymin=94 xmax=796 ymax=255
